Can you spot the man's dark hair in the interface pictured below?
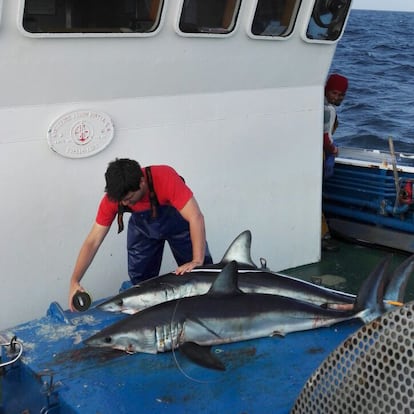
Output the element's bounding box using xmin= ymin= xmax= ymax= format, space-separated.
xmin=105 ymin=158 xmax=143 ymax=201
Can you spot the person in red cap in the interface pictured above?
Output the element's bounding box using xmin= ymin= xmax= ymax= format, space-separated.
xmin=323 ymin=73 xmax=348 ymax=178
xmin=322 ymin=73 xmax=348 ymax=251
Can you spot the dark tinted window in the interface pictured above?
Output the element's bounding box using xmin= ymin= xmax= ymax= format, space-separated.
xmin=179 ymin=0 xmax=241 ymax=34
xmin=23 ymin=0 xmax=163 ymax=34
xmin=251 ymin=0 xmax=301 ymax=37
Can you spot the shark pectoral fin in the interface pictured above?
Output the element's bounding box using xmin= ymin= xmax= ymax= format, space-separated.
xmin=179 ymin=342 xmax=226 ymax=371
xmin=270 ymin=331 xmax=285 ymax=338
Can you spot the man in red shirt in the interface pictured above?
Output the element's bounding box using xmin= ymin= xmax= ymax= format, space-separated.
xmin=68 ymin=158 xmax=212 ymax=311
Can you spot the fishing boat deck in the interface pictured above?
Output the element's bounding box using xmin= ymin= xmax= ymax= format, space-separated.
xmin=284 ymin=238 xmax=413 ymax=301
xmin=1 ymin=239 xmax=411 ymax=414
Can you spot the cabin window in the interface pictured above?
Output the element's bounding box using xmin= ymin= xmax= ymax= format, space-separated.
xmin=250 ymin=0 xmax=301 ymax=37
xmin=22 ymin=0 xmax=164 ymax=34
xmin=178 ymin=0 xmax=241 ymax=34
xmin=306 ymin=0 xmax=351 ymax=41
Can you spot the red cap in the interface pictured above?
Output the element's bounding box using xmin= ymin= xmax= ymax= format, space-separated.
xmin=325 ymin=74 xmax=348 ymax=93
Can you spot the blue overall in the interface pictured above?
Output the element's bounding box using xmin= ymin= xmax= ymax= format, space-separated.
xmin=324 ymin=146 xmax=336 ymax=180
xmin=127 ymin=205 xmax=213 ymax=284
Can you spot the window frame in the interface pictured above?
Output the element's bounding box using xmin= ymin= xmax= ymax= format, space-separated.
xmin=174 ymin=0 xmax=242 ymax=38
xmin=246 ymin=0 xmax=302 ymax=41
xmin=301 ymin=0 xmax=352 ymax=44
xmin=17 ymin=0 xmax=166 ymax=38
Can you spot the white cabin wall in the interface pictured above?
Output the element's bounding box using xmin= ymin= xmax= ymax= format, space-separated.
xmin=0 ymin=0 xmax=337 ymax=329
xmin=0 ymin=87 xmax=322 ymax=330
xmin=1 ymin=1 xmax=333 ymax=106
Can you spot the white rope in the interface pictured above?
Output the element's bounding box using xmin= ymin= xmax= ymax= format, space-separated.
xmin=0 ymin=337 xmax=24 ymax=368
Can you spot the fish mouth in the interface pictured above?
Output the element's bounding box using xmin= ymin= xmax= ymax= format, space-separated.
xmin=125 ymin=344 xmax=136 ymax=354
xmin=83 ymin=331 xmax=108 ymax=347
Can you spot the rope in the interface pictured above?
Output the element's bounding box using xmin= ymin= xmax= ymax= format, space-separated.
xmin=0 ymin=337 xmax=24 ymax=368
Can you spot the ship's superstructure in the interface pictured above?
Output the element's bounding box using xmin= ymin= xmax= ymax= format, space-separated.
xmin=0 ymin=0 xmax=352 ymax=329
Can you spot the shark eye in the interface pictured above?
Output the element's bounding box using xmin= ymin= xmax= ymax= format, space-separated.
xmin=104 ymin=336 xmax=112 ymax=343
xmin=116 ymin=299 xmax=123 ymax=306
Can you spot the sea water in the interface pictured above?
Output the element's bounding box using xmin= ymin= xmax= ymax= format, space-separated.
xmin=330 ymin=9 xmax=414 ymax=152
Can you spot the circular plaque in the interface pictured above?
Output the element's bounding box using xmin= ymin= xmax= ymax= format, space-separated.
xmin=47 ymin=110 xmax=114 ymax=158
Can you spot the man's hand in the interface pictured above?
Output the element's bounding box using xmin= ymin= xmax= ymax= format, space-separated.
xmin=174 ymin=260 xmax=202 ymax=275
xmin=68 ymin=281 xmax=85 ymax=312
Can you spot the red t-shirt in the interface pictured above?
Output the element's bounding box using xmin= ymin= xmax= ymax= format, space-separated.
xmin=96 ymin=165 xmax=193 ymax=227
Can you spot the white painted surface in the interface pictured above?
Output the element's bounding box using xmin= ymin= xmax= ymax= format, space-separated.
xmin=0 ymin=0 xmax=338 ymax=329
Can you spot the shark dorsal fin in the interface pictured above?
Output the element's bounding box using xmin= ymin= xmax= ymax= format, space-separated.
xmin=219 ymin=230 xmax=257 ymax=269
xmin=207 ymin=261 xmax=243 ymax=297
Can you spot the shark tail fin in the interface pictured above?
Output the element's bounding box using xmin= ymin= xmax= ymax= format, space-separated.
xmin=383 ymin=254 xmax=414 ymax=306
xmin=219 ymin=230 xmax=258 ymax=269
xmin=354 ymin=255 xmax=391 ymax=323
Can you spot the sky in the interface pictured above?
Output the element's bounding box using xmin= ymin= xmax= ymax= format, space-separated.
xmin=352 ymin=0 xmax=414 ymax=12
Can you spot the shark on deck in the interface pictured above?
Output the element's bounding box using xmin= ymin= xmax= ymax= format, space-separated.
xmin=85 ymin=257 xmax=405 ymax=371
xmin=97 ymin=230 xmax=413 ymax=315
